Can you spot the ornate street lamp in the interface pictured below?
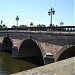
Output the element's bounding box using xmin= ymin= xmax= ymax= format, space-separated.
xmin=48 ymin=7 xmax=55 ymax=26
xmin=1 ymin=20 xmax=3 ymax=25
xmin=16 ymin=15 xmax=19 ymax=28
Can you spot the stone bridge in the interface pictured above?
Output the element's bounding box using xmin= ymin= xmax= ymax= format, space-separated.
xmin=0 ymin=31 xmax=75 ymax=66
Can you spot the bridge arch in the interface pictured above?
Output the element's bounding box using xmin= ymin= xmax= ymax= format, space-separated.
xmin=54 ymin=45 xmax=75 ymax=61
xmin=1 ymin=36 xmax=13 ymax=54
xmin=18 ymin=39 xmax=45 ymax=66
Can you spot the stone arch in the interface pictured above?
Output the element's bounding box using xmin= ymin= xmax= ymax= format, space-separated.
xmin=54 ymin=45 xmax=75 ymax=61
xmin=1 ymin=36 xmax=13 ymax=54
xmin=18 ymin=39 xmax=44 ymax=66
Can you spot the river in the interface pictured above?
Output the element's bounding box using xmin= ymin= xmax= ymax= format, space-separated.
xmin=0 ymin=51 xmax=37 ymax=75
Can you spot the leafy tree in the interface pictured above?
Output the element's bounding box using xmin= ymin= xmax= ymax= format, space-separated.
xmin=19 ymin=25 xmax=27 ymax=28
xmin=41 ymin=24 xmax=46 ymax=27
xmin=0 ymin=25 xmax=2 ymax=29
xmin=30 ymin=22 xmax=33 ymax=27
xmin=37 ymin=24 xmax=42 ymax=27
xmin=60 ymin=22 xmax=64 ymax=26
xmin=11 ymin=25 xmax=16 ymax=28
xmin=2 ymin=24 xmax=7 ymax=29
xmin=36 ymin=24 xmax=46 ymax=27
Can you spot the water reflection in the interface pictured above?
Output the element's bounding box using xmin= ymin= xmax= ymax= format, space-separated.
xmin=0 ymin=52 xmax=37 ymax=74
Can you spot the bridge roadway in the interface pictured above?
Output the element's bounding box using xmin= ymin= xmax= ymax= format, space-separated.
xmin=0 ymin=30 xmax=75 ymax=63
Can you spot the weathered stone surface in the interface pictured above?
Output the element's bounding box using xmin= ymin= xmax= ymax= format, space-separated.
xmin=0 ymin=32 xmax=75 ymax=55
xmin=11 ymin=57 xmax=75 ymax=75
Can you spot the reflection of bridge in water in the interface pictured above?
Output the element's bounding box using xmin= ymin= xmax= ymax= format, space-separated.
xmin=0 ymin=28 xmax=75 ymax=66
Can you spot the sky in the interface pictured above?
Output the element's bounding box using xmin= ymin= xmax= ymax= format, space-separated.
xmin=0 ymin=0 xmax=74 ymax=28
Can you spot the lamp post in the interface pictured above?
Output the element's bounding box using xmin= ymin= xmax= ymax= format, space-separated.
xmin=48 ymin=7 xmax=55 ymax=26
xmin=16 ymin=15 xmax=19 ymax=29
xmin=1 ymin=20 xmax=3 ymax=25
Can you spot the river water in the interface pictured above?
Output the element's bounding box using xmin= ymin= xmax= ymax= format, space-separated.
xmin=0 ymin=51 xmax=54 ymax=75
xmin=0 ymin=51 xmax=37 ymax=75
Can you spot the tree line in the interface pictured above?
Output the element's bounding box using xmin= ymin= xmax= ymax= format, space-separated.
xmin=0 ymin=20 xmax=47 ymax=29
xmin=0 ymin=19 xmax=64 ymax=29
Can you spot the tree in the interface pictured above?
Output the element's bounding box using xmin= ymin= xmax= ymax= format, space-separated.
xmin=0 ymin=25 xmax=2 ymax=29
xmin=37 ymin=24 xmax=41 ymax=27
xmin=30 ymin=22 xmax=33 ymax=27
xmin=11 ymin=25 xmax=16 ymax=28
xmin=60 ymin=22 xmax=64 ymax=26
xmin=19 ymin=25 xmax=27 ymax=28
xmin=36 ymin=24 xmax=46 ymax=27
xmin=41 ymin=24 xmax=46 ymax=27
xmin=60 ymin=22 xmax=64 ymax=32
xmin=2 ymin=24 xmax=7 ymax=29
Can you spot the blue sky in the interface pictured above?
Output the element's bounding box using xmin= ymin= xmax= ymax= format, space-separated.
xmin=0 ymin=0 xmax=74 ymax=27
